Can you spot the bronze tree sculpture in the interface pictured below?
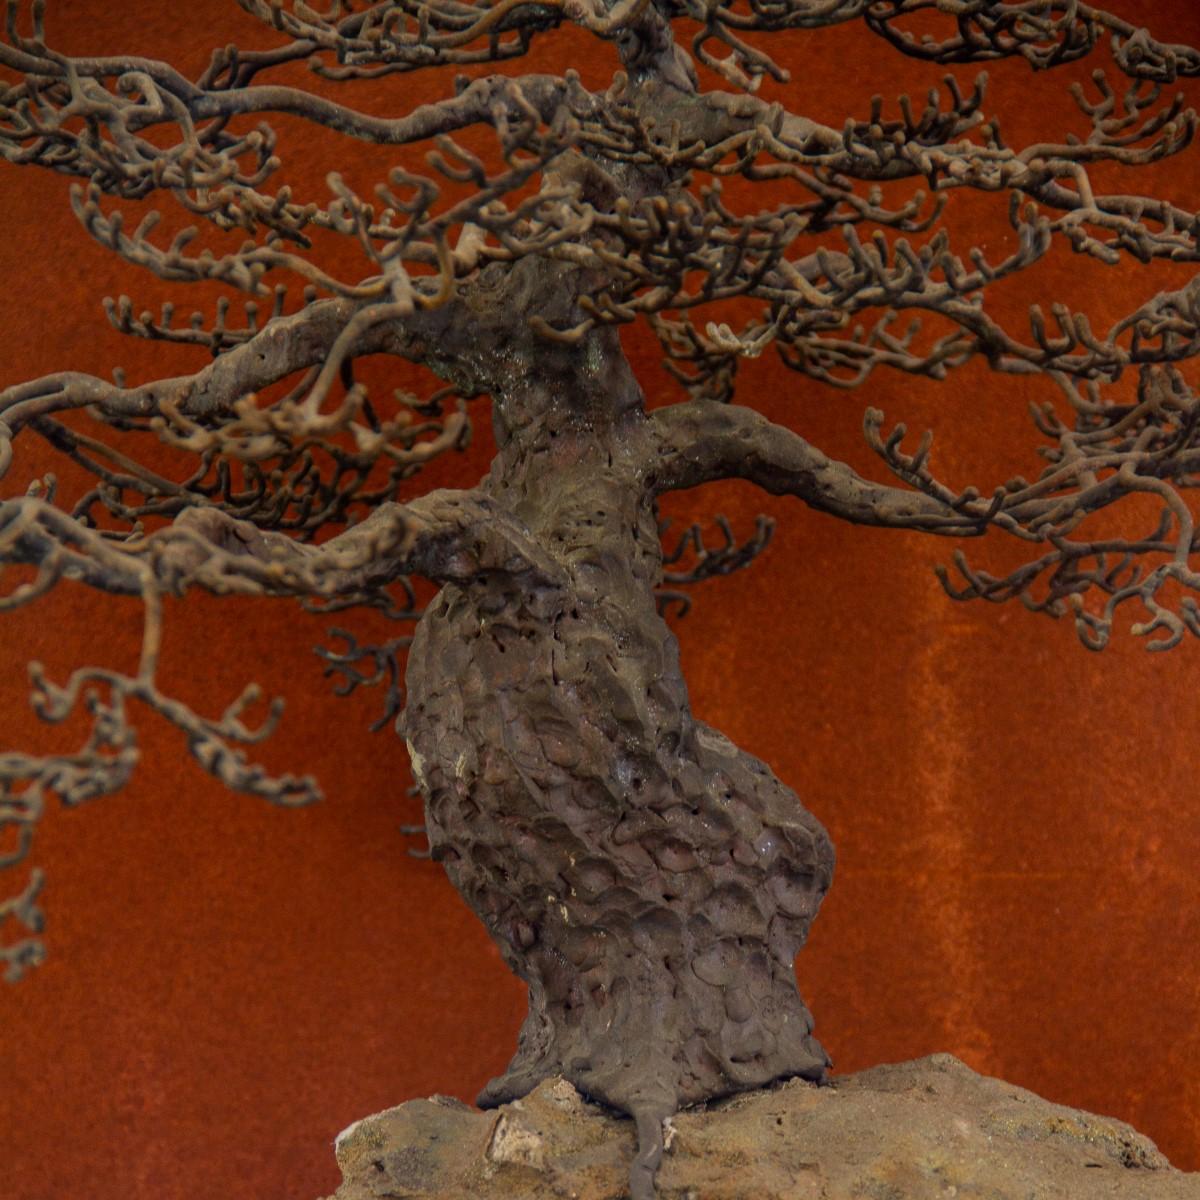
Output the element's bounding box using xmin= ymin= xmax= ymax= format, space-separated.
xmin=3 ymin=2 xmax=1200 ymax=1196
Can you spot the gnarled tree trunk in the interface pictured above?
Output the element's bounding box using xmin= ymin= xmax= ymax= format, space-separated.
xmin=400 ymin=318 xmax=834 ymax=1197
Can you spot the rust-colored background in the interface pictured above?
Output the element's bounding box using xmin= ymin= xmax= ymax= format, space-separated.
xmin=3 ymin=3 xmax=1200 ymax=1198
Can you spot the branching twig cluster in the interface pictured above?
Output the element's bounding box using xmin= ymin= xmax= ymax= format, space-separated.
xmin=923 ymin=365 xmax=1200 ymax=650
xmin=656 ymin=512 xmax=774 ymax=615
xmin=315 ymin=626 xmax=412 ymax=731
xmin=674 ymin=0 xmax=1200 ymax=94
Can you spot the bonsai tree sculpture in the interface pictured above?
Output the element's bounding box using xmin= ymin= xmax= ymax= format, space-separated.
xmin=4 ymin=1 xmax=1200 ymax=1195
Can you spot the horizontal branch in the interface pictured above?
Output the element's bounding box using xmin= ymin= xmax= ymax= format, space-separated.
xmin=647 ymin=399 xmax=991 ymax=533
xmin=0 ymin=297 xmax=368 ymax=437
xmin=1 ymin=22 xmax=588 ymax=154
xmin=680 ymin=0 xmax=1200 ymax=93
xmin=0 ymin=487 xmax=565 ymax=611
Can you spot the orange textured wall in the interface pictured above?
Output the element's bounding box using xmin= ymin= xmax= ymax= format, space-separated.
xmin=3 ymin=3 xmax=1200 ymax=1198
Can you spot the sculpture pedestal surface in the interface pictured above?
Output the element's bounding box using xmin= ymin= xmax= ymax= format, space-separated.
xmin=324 ymin=1054 xmax=1199 ymax=1200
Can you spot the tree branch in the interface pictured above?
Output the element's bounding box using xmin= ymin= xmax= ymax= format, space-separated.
xmin=0 ymin=487 xmax=565 ymax=613
xmin=647 ymin=399 xmax=990 ymax=532
xmin=156 ymin=488 xmax=569 ymax=594
xmin=675 ymin=0 xmax=1200 ymax=94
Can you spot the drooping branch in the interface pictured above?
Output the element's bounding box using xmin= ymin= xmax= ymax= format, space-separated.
xmin=0 ymin=481 xmax=566 ymax=974
xmin=0 ymin=630 xmax=321 ymax=980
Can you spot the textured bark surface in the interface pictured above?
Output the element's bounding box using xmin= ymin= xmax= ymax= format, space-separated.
xmin=400 ymin=304 xmax=835 ymax=1194
xmin=325 ymin=1053 xmax=1200 ymax=1200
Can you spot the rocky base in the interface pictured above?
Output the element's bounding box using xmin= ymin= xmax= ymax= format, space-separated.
xmin=324 ymin=1054 xmax=1200 ymax=1200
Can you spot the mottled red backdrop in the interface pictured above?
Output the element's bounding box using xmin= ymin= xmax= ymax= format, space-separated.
xmin=3 ymin=3 xmax=1199 ymax=1198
